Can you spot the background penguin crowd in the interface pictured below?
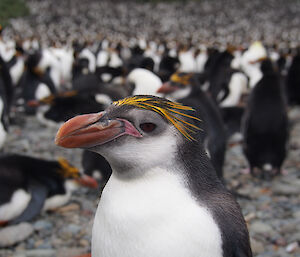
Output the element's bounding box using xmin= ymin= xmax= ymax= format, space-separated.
xmin=0 ymin=32 xmax=297 ymax=197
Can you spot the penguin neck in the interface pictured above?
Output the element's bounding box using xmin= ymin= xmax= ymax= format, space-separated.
xmin=107 ymin=137 xmax=221 ymax=193
xmin=177 ymin=137 xmax=223 ymax=191
xmin=109 ymin=154 xmax=177 ymax=181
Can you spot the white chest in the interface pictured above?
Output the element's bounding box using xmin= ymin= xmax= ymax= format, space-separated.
xmin=92 ymin=170 xmax=222 ymax=257
xmin=0 ymin=189 xmax=31 ymax=221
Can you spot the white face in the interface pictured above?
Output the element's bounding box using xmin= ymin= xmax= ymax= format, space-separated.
xmin=91 ymin=109 xmax=181 ymax=177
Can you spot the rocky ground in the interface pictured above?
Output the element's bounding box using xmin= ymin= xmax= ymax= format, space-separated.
xmin=0 ymin=107 xmax=299 ymax=257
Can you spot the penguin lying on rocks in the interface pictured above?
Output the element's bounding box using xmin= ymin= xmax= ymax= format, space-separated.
xmin=0 ymin=154 xmax=98 ymax=226
xmin=56 ymin=95 xmax=252 ymax=257
xmin=27 ymin=91 xmax=105 ymax=127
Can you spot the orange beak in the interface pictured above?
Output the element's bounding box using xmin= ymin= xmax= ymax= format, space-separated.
xmin=157 ymin=82 xmax=177 ymax=94
xmin=27 ymin=100 xmax=40 ymax=107
xmin=76 ymin=174 xmax=98 ymax=189
xmin=55 ymin=112 xmax=142 ymax=149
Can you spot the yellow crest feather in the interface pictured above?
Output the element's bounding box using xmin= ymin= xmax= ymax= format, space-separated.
xmin=114 ymin=96 xmax=201 ymax=140
xmin=170 ymin=72 xmax=192 ymax=86
xmin=57 ymin=157 xmax=80 ymax=178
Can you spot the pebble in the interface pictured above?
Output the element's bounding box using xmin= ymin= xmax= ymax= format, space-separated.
xmin=250 ymin=238 xmax=265 ymax=254
xmin=272 ymin=183 xmax=300 ymax=195
xmin=14 ymin=249 xmax=56 ymax=257
xmin=33 ymin=220 xmax=53 ymax=231
xmin=250 ymin=221 xmax=273 ymax=234
xmin=0 ymin=223 xmax=34 ymax=247
xmin=56 ymin=203 xmax=81 ymax=213
xmin=56 ymin=248 xmax=89 ymax=257
xmin=293 ymin=210 xmax=300 ymax=219
xmin=286 ymin=242 xmax=299 ymax=253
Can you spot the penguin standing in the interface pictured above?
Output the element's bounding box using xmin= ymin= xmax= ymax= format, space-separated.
xmin=0 ymin=56 xmax=10 ymax=148
xmin=242 ymin=59 xmax=288 ymax=178
xmin=56 ymin=95 xmax=252 ymax=257
xmin=0 ymin=154 xmax=98 ymax=225
xmin=17 ymin=51 xmax=57 ymax=115
xmin=286 ymin=52 xmax=300 ymax=105
xmin=126 ymin=68 xmax=163 ymax=96
xmin=157 ymin=72 xmax=226 ymax=178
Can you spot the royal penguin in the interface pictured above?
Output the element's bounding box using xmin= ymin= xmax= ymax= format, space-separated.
xmin=158 ymin=54 xmax=180 ymax=82
xmin=81 ymin=150 xmax=112 ymax=184
xmin=242 ymin=59 xmax=288 ymax=178
xmin=157 ymin=72 xmax=226 ymax=178
xmin=205 ymin=49 xmax=236 ymax=103
xmin=0 ymin=82 xmax=9 ymax=149
xmin=286 ymin=51 xmax=300 ymax=105
xmin=0 ymin=56 xmax=11 ymax=148
xmin=17 ymin=52 xmax=57 ymax=114
xmin=0 ymin=54 xmax=13 ymax=111
xmin=28 ymin=91 xmax=104 ymax=128
xmin=0 ymin=154 xmax=98 ymax=226
xmin=126 ymin=68 xmax=163 ymax=96
xmin=240 ymin=41 xmax=267 ymax=89
xmin=56 ymin=95 xmax=252 ymax=257
xmin=6 ymin=44 xmax=25 ymax=87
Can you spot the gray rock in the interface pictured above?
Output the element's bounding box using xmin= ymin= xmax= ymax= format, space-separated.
xmin=0 ymin=223 xmax=34 ymax=247
xmin=33 ymin=220 xmax=53 ymax=231
xmin=290 ymin=232 xmax=300 ymax=242
xmin=14 ymin=249 xmax=56 ymax=257
xmin=56 ymin=248 xmax=88 ymax=257
xmin=280 ymin=222 xmax=298 ymax=234
xmin=250 ymin=238 xmax=265 ymax=254
xmin=272 ymin=183 xmax=300 ymax=195
xmin=293 ymin=210 xmax=300 ymax=219
xmin=66 ymin=224 xmax=81 ymax=235
xmin=250 ymin=221 xmax=273 ymax=234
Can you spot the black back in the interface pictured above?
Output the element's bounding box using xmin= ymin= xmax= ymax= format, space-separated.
xmin=178 ymin=133 xmax=252 ymax=257
xmin=0 ymin=154 xmax=66 ymax=205
xmin=158 ymin=55 xmax=180 ymax=82
xmin=0 ymin=55 xmax=13 ymax=111
xmin=242 ymin=59 xmax=288 ymax=176
xmin=43 ymin=94 xmax=104 ymax=123
xmin=205 ymin=50 xmax=235 ymax=103
xmin=286 ymin=53 xmax=300 ymax=105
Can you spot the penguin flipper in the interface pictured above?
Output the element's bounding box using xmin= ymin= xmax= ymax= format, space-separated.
xmin=9 ymin=180 xmax=49 ymax=225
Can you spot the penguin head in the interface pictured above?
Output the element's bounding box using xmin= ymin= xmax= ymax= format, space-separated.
xmin=56 ymin=96 xmax=201 ymax=175
xmin=157 ymin=72 xmax=194 ymax=99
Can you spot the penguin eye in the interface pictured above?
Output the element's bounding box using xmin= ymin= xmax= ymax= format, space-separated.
xmin=140 ymin=123 xmax=156 ymax=133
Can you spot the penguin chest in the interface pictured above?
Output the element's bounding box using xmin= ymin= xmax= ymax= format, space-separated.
xmin=92 ymin=171 xmax=223 ymax=257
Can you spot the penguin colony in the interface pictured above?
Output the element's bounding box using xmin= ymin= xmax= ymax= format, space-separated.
xmin=0 ymin=0 xmax=299 ymax=255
